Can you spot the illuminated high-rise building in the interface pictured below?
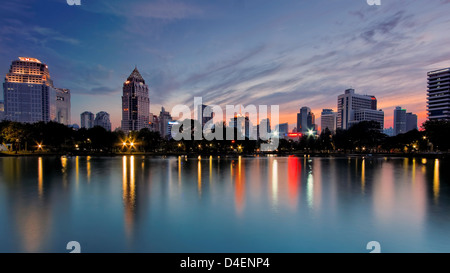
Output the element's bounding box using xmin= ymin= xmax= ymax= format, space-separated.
xmin=3 ymin=57 xmax=61 ymax=123
xmin=121 ymin=67 xmax=150 ymax=132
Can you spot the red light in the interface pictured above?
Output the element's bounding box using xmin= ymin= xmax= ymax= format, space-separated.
xmin=288 ymin=133 xmax=301 ymax=137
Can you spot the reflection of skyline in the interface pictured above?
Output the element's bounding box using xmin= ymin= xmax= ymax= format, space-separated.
xmin=0 ymin=155 xmax=448 ymax=252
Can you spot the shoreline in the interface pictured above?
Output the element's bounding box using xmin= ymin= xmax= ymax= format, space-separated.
xmin=1 ymin=151 xmax=448 ymax=160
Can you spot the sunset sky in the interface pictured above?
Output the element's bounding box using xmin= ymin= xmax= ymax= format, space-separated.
xmin=1 ymin=0 xmax=450 ymax=130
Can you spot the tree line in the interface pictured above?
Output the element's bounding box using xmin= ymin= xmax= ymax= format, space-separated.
xmin=0 ymin=119 xmax=449 ymax=154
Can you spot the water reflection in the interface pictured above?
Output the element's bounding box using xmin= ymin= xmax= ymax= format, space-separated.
xmin=0 ymin=156 xmax=448 ymax=253
xmin=434 ymin=159 xmax=440 ymax=204
xmin=122 ymin=156 xmax=136 ymax=238
xmin=38 ymin=157 xmax=43 ymax=198
xmin=271 ymin=158 xmax=278 ymax=211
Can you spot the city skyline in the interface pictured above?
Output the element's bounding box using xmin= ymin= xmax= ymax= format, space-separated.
xmin=1 ymin=1 xmax=450 ymax=130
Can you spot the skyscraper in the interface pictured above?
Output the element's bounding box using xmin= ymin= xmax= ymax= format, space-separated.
xmin=94 ymin=111 xmax=111 ymax=131
xmin=321 ymin=109 xmax=337 ymax=133
xmin=121 ymin=67 xmax=150 ymax=132
xmin=393 ymin=107 xmax=406 ymax=136
xmin=55 ymin=88 xmax=71 ymax=125
xmin=258 ymin=118 xmax=271 ymax=139
xmin=297 ymin=107 xmax=315 ymax=134
xmin=0 ymin=100 xmax=4 ymax=121
xmin=337 ymin=88 xmax=384 ymax=130
xmin=275 ymin=123 xmax=289 ymax=139
xmin=3 ymin=57 xmax=65 ymax=123
xmin=159 ymin=106 xmax=172 ymax=138
xmin=427 ymin=67 xmax=450 ymax=121
xmin=197 ymin=104 xmax=214 ymax=129
xmin=80 ymin=111 xmax=94 ymax=129
xmin=229 ymin=114 xmax=253 ymax=139
xmin=406 ymin=112 xmax=418 ymax=132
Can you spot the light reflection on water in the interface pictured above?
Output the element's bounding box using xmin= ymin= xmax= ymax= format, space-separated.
xmin=0 ymin=156 xmax=449 ymax=253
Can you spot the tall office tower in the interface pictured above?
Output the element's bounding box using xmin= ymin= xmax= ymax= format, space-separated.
xmin=297 ymin=106 xmax=315 ymax=134
xmin=55 ymin=88 xmax=71 ymax=125
xmin=258 ymin=118 xmax=271 ymax=139
xmin=159 ymin=106 xmax=172 ymax=138
xmin=3 ymin=57 xmax=59 ymax=123
xmin=121 ymin=67 xmax=150 ymax=132
xmin=196 ymin=104 xmax=214 ymax=129
xmin=275 ymin=123 xmax=289 ymax=139
xmin=80 ymin=111 xmax=95 ymax=129
xmin=0 ymin=100 xmax=4 ymax=120
xmin=321 ymin=109 xmax=337 ymax=133
xmin=427 ymin=67 xmax=450 ymax=120
xmin=337 ymin=88 xmax=384 ymax=130
xmin=94 ymin=111 xmax=111 ymax=131
xmin=393 ymin=106 xmax=407 ymax=136
xmin=406 ymin=112 xmax=418 ymax=132
xmin=149 ymin=113 xmax=159 ymax=133
xmin=229 ymin=114 xmax=253 ymax=139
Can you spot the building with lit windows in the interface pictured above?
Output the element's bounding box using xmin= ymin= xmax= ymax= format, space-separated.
xmin=121 ymin=67 xmax=150 ymax=132
xmin=427 ymin=67 xmax=450 ymax=120
xmin=3 ymin=57 xmax=69 ymax=123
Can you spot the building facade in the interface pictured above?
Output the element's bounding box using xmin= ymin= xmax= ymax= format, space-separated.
xmin=159 ymin=106 xmax=172 ymax=138
xmin=406 ymin=112 xmax=418 ymax=132
xmin=94 ymin=111 xmax=111 ymax=131
xmin=3 ymin=57 xmax=63 ymax=123
xmin=320 ymin=109 xmax=337 ymax=133
xmin=427 ymin=67 xmax=450 ymax=120
xmin=297 ymin=106 xmax=315 ymax=134
xmin=393 ymin=106 xmax=406 ymax=136
xmin=121 ymin=67 xmax=150 ymax=132
xmin=0 ymin=100 xmax=4 ymax=120
xmin=80 ymin=111 xmax=95 ymax=129
xmin=337 ymin=88 xmax=383 ymax=130
xmin=55 ymin=88 xmax=71 ymax=125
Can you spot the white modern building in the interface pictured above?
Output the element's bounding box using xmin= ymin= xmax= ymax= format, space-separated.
xmin=337 ymin=88 xmax=384 ymax=130
xmin=320 ymin=109 xmax=337 ymax=133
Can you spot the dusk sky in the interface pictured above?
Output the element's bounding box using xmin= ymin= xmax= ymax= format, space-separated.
xmin=1 ymin=0 xmax=450 ymax=130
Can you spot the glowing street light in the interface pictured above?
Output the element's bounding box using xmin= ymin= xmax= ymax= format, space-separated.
xmin=307 ymin=129 xmax=314 ymax=136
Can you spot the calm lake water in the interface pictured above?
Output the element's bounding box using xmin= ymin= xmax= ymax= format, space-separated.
xmin=0 ymin=155 xmax=449 ymax=253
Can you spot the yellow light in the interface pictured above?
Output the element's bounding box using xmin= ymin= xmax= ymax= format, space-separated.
xmin=130 ymin=142 xmax=134 ymax=147
xmin=123 ymin=142 xmax=127 ymax=146
xmin=75 ymin=144 xmax=79 ymax=148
